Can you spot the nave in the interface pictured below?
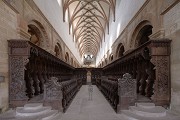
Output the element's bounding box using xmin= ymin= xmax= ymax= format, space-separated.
xmin=61 ymin=85 xmax=122 ymax=120
xmin=1 ymin=85 xmax=180 ymax=120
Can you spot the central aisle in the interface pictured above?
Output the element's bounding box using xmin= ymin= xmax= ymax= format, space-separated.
xmin=60 ymin=85 xmax=123 ymax=120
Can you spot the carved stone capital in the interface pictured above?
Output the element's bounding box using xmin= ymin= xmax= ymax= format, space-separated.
xmin=17 ymin=27 xmax=31 ymax=40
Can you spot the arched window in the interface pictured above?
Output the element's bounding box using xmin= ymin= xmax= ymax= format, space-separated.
xmin=136 ymin=25 xmax=152 ymax=46
xmin=109 ymin=54 xmax=113 ymax=61
xmin=28 ymin=20 xmax=49 ymax=49
xmin=118 ymin=45 xmax=124 ymax=57
xmin=54 ymin=45 xmax=60 ymax=57
xmin=74 ymin=62 xmax=76 ymax=67
xmin=71 ymin=58 xmax=73 ymax=66
xmin=54 ymin=43 xmax=63 ymax=58
xmin=65 ymin=52 xmax=69 ymax=63
xmin=28 ymin=25 xmax=41 ymax=46
xmin=131 ymin=20 xmax=153 ymax=48
xmin=116 ymin=43 xmax=125 ymax=58
xmin=57 ymin=43 xmax=62 ymax=58
xmin=105 ymin=58 xmax=108 ymax=65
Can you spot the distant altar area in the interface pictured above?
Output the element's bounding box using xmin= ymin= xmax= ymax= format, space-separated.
xmin=87 ymin=71 xmax=91 ymax=84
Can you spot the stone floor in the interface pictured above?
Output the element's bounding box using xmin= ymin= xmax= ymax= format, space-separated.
xmin=60 ymin=85 xmax=124 ymax=120
xmin=1 ymin=85 xmax=180 ymax=120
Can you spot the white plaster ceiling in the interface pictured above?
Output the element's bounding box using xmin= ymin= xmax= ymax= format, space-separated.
xmin=63 ymin=0 xmax=116 ymax=57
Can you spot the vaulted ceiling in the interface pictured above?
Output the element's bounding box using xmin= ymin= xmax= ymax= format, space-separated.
xmin=63 ymin=0 xmax=116 ymax=57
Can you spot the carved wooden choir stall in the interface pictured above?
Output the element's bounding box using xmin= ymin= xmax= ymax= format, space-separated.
xmin=74 ymin=68 xmax=87 ymax=85
xmin=8 ymin=39 xmax=171 ymax=113
xmin=8 ymin=40 xmax=82 ymax=112
xmin=101 ymin=39 xmax=171 ymax=112
xmin=91 ymin=68 xmax=102 ymax=85
xmin=101 ymin=76 xmax=118 ymax=111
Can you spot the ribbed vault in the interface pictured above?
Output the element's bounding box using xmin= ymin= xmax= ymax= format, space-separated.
xmin=63 ymin=0 xmax=116 ymax=57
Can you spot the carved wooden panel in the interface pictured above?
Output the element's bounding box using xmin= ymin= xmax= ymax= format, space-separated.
xmin=8 ymin=40 xmax=75 ymax=108
xmin=118 ymin=73 xmax=136 ymax=98
xmin=10 ymin=56 xmax=28 ymax=100
xmin=103 ymin=39 xmax=171 ymax=109
xmin=101 ymin=76 xmax=118 ymax=111
xmin=151 ymin=56 xmax=170 ymax=105
xmin=44 ymin=77 xmax=62 ymax=100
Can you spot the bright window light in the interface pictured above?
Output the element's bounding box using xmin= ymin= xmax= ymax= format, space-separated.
xmin=57 ymin=0 xmax=61 ymax=7
xmin=65 ymin=10 xmax=68 ymax=22
xmin=117 ymin=23 xmax=121 ymax=38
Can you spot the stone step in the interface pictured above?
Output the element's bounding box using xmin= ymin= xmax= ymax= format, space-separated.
xmin=129 ymin=106 xmax=166 ymax=117
xmin=136 ymin=103 xmax=155 ymax=109
xmin=122 ymin=110 xmax=180 ymax=120
xmin=121 ymin=110 xmax=145 ymax=120
xmin=24 ymin=103 xmax=43 ymax=110
xmin=0 ymin=108 xmax=62 ymax=120
xmin=41 ymin=110 xmax=59 ymax=120
xmin=45 ymin=112 xmax=63 ymax=120
xmin=16 ymin=106 xmax=52 ymax=117
xmin=15 ymin=110 xmax=59 ymax=120
xmin=116 ymin=114 xmax=131 ymax=120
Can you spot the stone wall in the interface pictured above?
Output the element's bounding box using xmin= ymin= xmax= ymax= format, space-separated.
xmin=0 ymin=1 xmax=18 ymax=112
xmin=98 ymin=0 xmax=180 ymax=113
xmin=32 ymin=0 xmax=82 ymax=64
xmin=163 ymin=1 xmax=180 ymax=113
xmin=96 ymin=0 xmax=147 ymax=65
xmin=0 ymin=0 xmax=80 ymax=112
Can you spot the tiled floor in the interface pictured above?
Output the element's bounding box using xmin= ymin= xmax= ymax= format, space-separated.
xmin=60 ymin=85 xmax=124 ymax=120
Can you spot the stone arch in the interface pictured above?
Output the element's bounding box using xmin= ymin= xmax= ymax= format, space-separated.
xmin=28 ymin=20 xmax=49 ymax=49
xmin=105 ymin=58 xmax=108 ymax=65
xmin=65 ymin=52 xmax=69 ymax=63
xmin=109 ymin=54 xmax=113 ymax=61
xmin=102 ymin=61 xmax=104 ymax=67
xmin=54 ymin=45 xmax=60 ymax=57
xmin=57 ymin=43 xmax=63 ymax=59
xmin=116 ymin=43 xmax=125 ymax=58
xmin=130 ymin=20 xmax=153 ymax=48
xmin=74 ymin=62 xmax=76 ymax=67
xmin=71 ymin=58 xmax=73 ymax=66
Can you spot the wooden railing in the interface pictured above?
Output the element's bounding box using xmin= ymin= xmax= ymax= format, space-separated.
xmin=61 ymin=79 xmax=79 ymax=112
xmin=91 ymin=68 xmax=102 ymax=85
xmin=101 ymin=76 xmax=118 ymax=111
xmin=8 ymin=40 xmax=76 ymax=108
xmin=75 ymin=68 xmax=87 ymax=85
